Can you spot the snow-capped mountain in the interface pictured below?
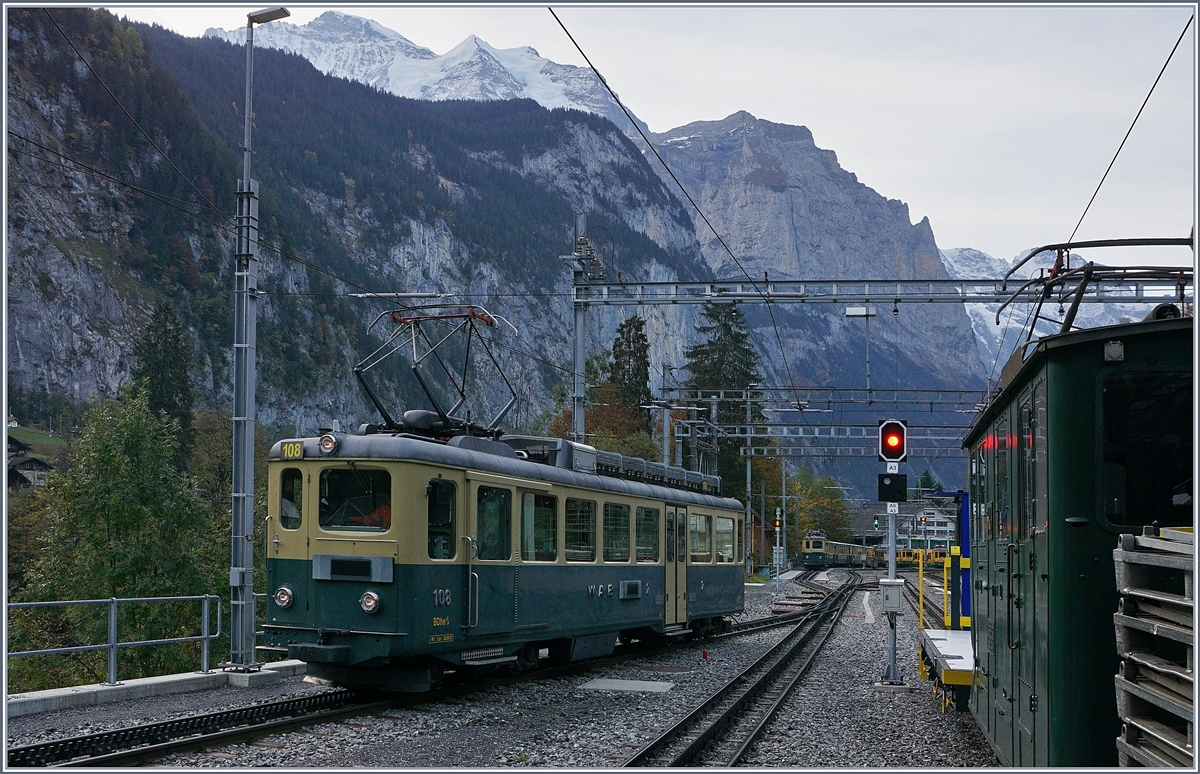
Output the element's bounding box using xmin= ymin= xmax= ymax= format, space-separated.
xmin=940 ymin=246 xmax=1150 ymax=383
xmin=204 ymin=11 xmax=647 ymax=134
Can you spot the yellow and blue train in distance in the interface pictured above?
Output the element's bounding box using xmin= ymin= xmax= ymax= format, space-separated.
xmin=260 ymin=420 xmax=747 ymax=691
xmin=799 ymin=530 xmax=884 ymax=569
xmin=895 ymin=547 xmax=949 ymax=566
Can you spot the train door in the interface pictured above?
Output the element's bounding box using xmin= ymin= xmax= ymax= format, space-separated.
xmin=268 ymin=464 xmax=312 ymax=613
xmin=664 ymin=507 xmax=688 ymax=625
xmin=1016 ymin=382 xmax=1050 ymax=765
xmin=992 ymin=416 xmax=1015 ymax=766
xmin=463 ymin=480 xmax=517 ymax=637
xmin=1014 ymin=398 xmax=1036 ymax=765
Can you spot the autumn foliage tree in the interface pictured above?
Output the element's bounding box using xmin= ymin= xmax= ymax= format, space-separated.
xmin=8 ymin=386 xmax=221 ymax=691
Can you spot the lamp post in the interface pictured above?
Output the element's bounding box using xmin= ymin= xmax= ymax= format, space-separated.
xmin=229 ymin=5 xmax=289 ymax=672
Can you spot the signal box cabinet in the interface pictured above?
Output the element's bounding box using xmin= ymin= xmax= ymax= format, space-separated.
xmin=879 ymin=578 xmax=904 ymax=612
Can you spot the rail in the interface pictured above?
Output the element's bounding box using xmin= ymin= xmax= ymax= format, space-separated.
xmin=625 ymin=572 xmax=861 ymax=766
xmin=7 ymin=595 xmax=223 ymax=685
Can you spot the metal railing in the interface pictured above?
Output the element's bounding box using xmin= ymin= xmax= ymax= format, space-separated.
xmin=7 ymin=595 xmax=222 ymax=685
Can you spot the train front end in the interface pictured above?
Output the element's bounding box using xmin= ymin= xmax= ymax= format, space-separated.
xmin=261 ymin=432 xmax=454 ymax=692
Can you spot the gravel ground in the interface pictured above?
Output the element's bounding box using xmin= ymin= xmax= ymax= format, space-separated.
xmin=741 ymin=570 xmax=1000 ymax=767
xmin=7 ymin=575 xmax=1000 ymax=767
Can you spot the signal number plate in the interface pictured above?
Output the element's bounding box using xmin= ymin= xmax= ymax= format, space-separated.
xmin=281 ymin=441 xmax=304 ymax=460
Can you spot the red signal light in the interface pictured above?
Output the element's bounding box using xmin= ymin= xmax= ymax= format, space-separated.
xmin=878 ymin=420 xmax=908 ymax=462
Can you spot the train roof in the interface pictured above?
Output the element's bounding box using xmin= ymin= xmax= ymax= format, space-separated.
xmin=268 ymin=432 xmax=745 ymax=512
xmin=965 ymin=315 xmax=1192 ymax=447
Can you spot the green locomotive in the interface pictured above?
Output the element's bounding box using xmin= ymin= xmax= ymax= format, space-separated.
xmin=964 ymin=311 xmax=1192 ymax=766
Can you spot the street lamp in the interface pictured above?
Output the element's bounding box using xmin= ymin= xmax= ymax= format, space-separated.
xmin=229 ymin=5 xmax=289 ymax=672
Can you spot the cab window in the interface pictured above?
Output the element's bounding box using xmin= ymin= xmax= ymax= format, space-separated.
xmin=690 ymin=514 xmax=712 ymax=562
xmin=477 ymin=486 xmax=512 ymax=561
xmin=280 ymin=468 xmax=303 ymax=530
xmin=318 ymin=468 xmax=390 ymax=532
xmin=1102 ymin=371 xmax=1193 ymax=527
xmin=428 ymin=479 xmax=457 ymax=559
xmin=636 ymin=507 xmax=660 ymax=563
xmin=521 ymin=493 xmax=558 ymax=561
xmin=566 ymin=498 xmax=596 ymax=562
xmin=603 ymin=503 xmax=630 ymax=562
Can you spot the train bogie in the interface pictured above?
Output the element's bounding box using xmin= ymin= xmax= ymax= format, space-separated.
xmin=262 ymin=434 xmax=747 ymax=690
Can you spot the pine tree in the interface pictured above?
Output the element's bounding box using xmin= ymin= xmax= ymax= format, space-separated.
xmin=683 ymin=303 xmax=762 ymax=501
xmin=130 ymin=301 xmax=194 ymax=464
xmin=610 ymin=315 xmax=652 ymax=429
xmin=683 ymin=303 xmax=761 ymax=393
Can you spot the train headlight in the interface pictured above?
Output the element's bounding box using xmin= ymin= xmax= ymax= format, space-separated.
xmin=273 ymin=585 xmax=295 ymax=609
xmin=360 ymin=590 xmax=381 ymax=614
xmin=318 ymin=434 xmax=339 ymax=455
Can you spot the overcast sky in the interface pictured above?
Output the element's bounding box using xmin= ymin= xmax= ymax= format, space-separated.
xmin=107 ymin=4 xmax=1197 ymax=267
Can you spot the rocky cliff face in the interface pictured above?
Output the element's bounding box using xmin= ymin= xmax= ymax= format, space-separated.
xmin=5 ymin=10 xmax=704 ymax=435
xmin=650 ymin=111 xmax=987 ymax=391
xmin=6 ymin=11 xmax=203 ymax=406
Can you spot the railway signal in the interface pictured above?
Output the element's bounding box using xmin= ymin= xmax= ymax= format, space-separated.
xmin=878 ymin=473 xmax=908 ymax=502
xmin=878 ymin=419 xmax=908 ymax=462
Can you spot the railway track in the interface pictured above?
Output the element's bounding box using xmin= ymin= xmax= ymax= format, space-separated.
xmin=9 ymin=577 xmax=823 ymax=767
xmin=900 ymin=568 xmax=945 ymax=627
xmin=623 ymin=572 xmax=861 ymax=767
xmin=5 ymin=690 xmax=392 ymax=767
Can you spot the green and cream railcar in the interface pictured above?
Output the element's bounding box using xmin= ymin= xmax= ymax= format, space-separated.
xmin=262 ymin=432 xmax=746 ymax=691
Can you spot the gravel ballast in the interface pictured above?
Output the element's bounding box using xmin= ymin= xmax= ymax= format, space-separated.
xmin=7 ymin=574 xmax=1000 ymax=766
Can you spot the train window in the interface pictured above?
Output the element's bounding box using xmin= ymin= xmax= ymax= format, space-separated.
xmin=477 ymin=486 xmax=511 ymax=561
xmin=280 ymin=468 xmax=303 ymax=530
xmin=521 ymin=493 xmax=557 ymax=562
xmin=635 ymin=507 xmax=659 ymax=563
xmin=690 ymin=514 xmax=712 ymax=563
xmin=715 ymin=517 xmax=735 ymax=563
xmin=736 ymin=520 xmax=743 ymax=563
xmin=427 ymin=479 xmax=456 ymax=559
xmin=565 ymin=498 xmax=597 ymax=562
xmin=603 ymin=503 xmax=631 ymax=562
xmin=318 ymin=467 xmax=390 ymax=532
xmin=1101 ymin=371 xmax=1193 ymax=528
xmin=665 ymin=512 xmax=675 ymax=563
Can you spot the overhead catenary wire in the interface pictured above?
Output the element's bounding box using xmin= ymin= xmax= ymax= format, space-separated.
xmin=1066 ymin=14 xmax=1194 ymax=244
xmin=547 ymin=7 xmax=804 ymax=414
xmin=44 ymin=9 xmax=229 ymax=221
xmin=8 ymin=130 xmax=375 ymax=295
xmin=549 ymin=6 xmax=826 ymax=471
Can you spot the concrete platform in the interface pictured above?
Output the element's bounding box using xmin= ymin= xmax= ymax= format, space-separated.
xmin=5 ymin=659 xmax=307 ymax=718
xmin=581 ymin=678 xmax=674 ymax=692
